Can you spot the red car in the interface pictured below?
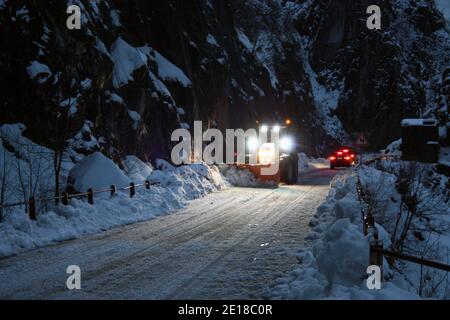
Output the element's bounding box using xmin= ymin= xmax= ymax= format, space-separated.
xmin=329 ymin=148 xmax=356 ymax=169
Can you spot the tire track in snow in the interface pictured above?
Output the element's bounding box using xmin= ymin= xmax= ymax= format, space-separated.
xmin=0 ymin=188 xmax=269 ymax=299
xmin=164 ymin=186 xmax=316 ymax=299
xmin=74 ymin=188 xmax=286 ymax=297
xmin=0 ymin=169 xmax=337 ymax=299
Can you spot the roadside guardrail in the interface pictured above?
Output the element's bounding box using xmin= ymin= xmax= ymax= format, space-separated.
xmin=0 ymin=180 xmax=158 ymax=220
xmin=355 ymin=174 xmax=450 ymax=280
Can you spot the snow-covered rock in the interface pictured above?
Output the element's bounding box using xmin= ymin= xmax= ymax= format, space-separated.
xmin=67 ymin=152 xmax=131 ymax=192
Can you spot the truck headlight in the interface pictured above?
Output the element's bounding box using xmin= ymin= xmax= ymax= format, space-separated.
xmin=258 ymin=143 xmax=276 ymax=164
xmin=280 ymin=136 xmax=294 ymax=152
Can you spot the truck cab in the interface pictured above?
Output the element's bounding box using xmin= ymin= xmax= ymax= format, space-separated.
xmin=238 ymin=119 xmax=299 ymax=185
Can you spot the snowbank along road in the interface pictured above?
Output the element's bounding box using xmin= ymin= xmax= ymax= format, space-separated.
xmin=0 ymin=168 xmax=340 ymax=299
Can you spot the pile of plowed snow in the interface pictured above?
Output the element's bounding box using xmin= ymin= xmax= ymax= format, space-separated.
xmin=271 ymin=171 xmax=422 ymax=300
xmin=0 ymin=149 xmax=225 ymax=257
xmin=219 ymin=165 xmax=278 ymax=188
xmin=298 ymin=152 xmax=329 ymax=171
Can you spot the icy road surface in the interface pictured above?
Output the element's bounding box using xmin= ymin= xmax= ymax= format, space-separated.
xmin=0 ymin=168 xmax=338 ymax=299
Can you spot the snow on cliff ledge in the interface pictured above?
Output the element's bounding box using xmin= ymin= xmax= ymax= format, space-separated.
xmin=110 ymin=37 xmax=191 ymax=89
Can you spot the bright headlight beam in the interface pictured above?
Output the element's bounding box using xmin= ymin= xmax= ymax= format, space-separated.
xmin=280 ymin=136 xmax=294 ymax=152
xmin=260 ymin=125 xmax=268 ymax=132
xmin=272 ymin=125 xmax=281 ymax=133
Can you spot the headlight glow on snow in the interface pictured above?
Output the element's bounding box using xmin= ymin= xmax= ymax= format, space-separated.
xmin=260 ymin=125 xmax=268 ymax=132
xmin=280 ymin=136 xmax=294 ymax=152
xmin=272 ymin=125 xmax=281 ymax=133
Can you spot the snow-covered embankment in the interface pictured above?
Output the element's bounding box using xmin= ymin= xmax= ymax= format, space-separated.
xmin=271 ymin=169 xmax=424 ymax=299
xmin=0 ymin=145 xmax=225 ymax=258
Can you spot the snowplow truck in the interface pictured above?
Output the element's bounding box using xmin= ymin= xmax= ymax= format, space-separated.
xmin=235 ymin=123 xmax=299 ymax=185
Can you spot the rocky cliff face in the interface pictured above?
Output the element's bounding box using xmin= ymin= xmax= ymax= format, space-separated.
xmin=0 ymin=0 xmax=449 ymax=162
xmin=307 ymin=0 xmax=449 ymax=149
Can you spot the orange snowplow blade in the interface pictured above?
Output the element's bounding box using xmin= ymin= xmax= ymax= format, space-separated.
xmin=234 ymin=163 xmax=280 ymax=185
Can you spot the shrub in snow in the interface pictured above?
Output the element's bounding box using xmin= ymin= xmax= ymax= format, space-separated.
xmin=67 ymin=152 xmax=131 ymax=192
xmin=66 ymin=121 xmax=100 ymax=162
xmin=0 ymin=123 xmax=55 ymax=210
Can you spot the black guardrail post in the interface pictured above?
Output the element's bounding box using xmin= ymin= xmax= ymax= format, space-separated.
xmin=130 ymin=182 xmax=135 ymax=198
xmin=28 ymin=197 xmax=36 ymax=220
xmin=87 ymin=188 xmax=94 ymax=205
xmin=110 ymin=185 xmax=116 ymax=197
xmin=145 ymin=180 xmax=150 ymax=189
xmin=62 ymin=192 xmax=69 ymax=205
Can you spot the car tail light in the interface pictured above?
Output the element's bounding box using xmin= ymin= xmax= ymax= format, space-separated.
xmin=350 ymin=154 xmax=355 ymax=158
xmin=344 ymin=156 xmax=351 ymax=160
xmin=330 ymin=156 xmax=336 ymax=160
xmin=337 ymin=151 xmax=342 ymax=155
xmin=343 ymin=149 xmax=349 ymax=153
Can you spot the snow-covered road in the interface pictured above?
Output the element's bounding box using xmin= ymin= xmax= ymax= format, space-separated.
xmin=0 ymin=168 xmax=338 ymax=299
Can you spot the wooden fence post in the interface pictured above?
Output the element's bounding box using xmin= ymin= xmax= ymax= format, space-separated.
xmin=87 ymin=188 xmax=94 ymax=205
xmin=145 ymin=180 xmax=150 ymax=189
xmin=62 ymin=192 xmax=69 ymax=206
xmin=130 ymin=182 xmax=135 ymax=198
xmin=28 ymin=197 xmax=36 ymax=220
xmin=110 ymin=185 xmax=116 ymax=197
